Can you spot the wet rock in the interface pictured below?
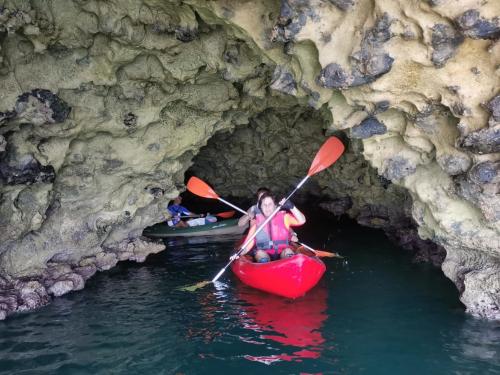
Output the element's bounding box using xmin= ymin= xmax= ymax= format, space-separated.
xmin=223 ymin=44 xmax=240 ymax=64
xmin=461 ymin=125 xmax=500 ymax=154
xmin=111 ymin=238 xmax=165 ymax=263
xmin=319 ymin=197 xmax=352 ymax=216
xmin=103 ymin=159 xmax=123 ymax=172
xmin=65 ymin=273 xmax=85 ymax=291
xmin=0 ymin=154 xmax=56 ymax=185
xmin=317 ymin=14 xmax=393 ymax=88
xmin=387 ymin=228 xmax=446 ymax=267
xmin=95 ymin=252 xmax=118 ymax=271
xmin=327 ymin=0 xmax=354 ymax=11
xmin=0 ymin=7 xmax=31 ymax=33
xmin=46 ymin=263 xmax=72 ymax=279
xmin=48 ymin=280 xmax=74 ymax=297
xmin=364 ymin=13 xmax=392 ymax=47
xmin=414 ymin=105 xmax=452 ymax=134
xmin=436 ymin=153 xmax=471 ymax=176
xmin=117 ymin=251 xmax=134 ymax=261
xmin=270 ymin=66 xmax=297 ymax=95
xmin=425 ymin=0 xmax=441 ymax=6
xmin=350 ymin=51 xmax=394 ymax=86
xmin=357 ymin=214 xmax=390 ymax=228
xmin=0 ymin=276 xmax=8 ymax=289
xmin=147 ymin=186 xmax=164 ymax=198
xmin=15 ymin=89 xmax=71 ymax=125
xmin=74 ymin=265 xmax=97 ymax=280
xmin=382 ymin=156 xmax=417 ymax=181
xmin=0 ymin=135 xmax=5 ymax=152
xmin=0 ymin=110 xmax=15 ymax=125
xmin=487 ymin=95 xmax=500 ymax=124
xmin=468 ymin=161 xmax=499 ymax=185
xmin=351 ymin=116 xmax=387 ymax=139
xmin=317 ymin=63 xmax=350 ymax=88
xmin=374 ymin=101 xmax=390 ymax=114
xmin=271 ymin=0 xmax=315 ymax=43
xmin=123 ymin=112 xmax=137 ymax=128
xmin=0 ymin=294 xmax=18 ymax=312
xmin=175 ymin=27 xmax=198 ymax=42
xmin=11 ymin=280 xmax=50 ymax=312
xmin=16 ymin=280 xmax=49 ymax=311
xmin=49 ymin=252 xmax=72 ymax=264
xmin=431 ymin=24 xmax=464 ymax=67
xmin=455 ymin=161 xmax=499 ymax=222
xmin=456 ymin=10 xmax=500 ymax=40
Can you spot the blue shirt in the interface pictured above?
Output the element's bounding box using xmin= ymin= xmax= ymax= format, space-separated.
xmin=168 ymin=204 xmax=191 ymax=225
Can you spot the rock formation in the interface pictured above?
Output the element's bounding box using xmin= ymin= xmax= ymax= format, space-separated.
xmin=0 ymin=0 xmax=498 ymax=320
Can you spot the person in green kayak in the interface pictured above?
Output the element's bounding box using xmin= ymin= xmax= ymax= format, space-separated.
xmin=237 ymin=187 xmax=270 ymax=227
xmin=167 ymin=196 xmax=214 ymax=227
xmin=236 ymin=193 xmax=306 ymax=263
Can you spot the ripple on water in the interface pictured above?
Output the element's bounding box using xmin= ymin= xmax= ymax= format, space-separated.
xmin=0 ymin=228 xmax=499 ymax=374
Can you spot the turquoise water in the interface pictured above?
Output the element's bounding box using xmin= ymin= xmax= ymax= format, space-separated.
xmin=1 ymin=220 xmax=499 ymax=374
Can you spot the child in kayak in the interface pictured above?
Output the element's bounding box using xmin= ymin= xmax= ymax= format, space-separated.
xmin=238 ymin=193 xmax=306 ymax=263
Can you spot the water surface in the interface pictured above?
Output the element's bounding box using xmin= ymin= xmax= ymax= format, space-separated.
xmin=1 ymin=220 xmax=499 ymax=374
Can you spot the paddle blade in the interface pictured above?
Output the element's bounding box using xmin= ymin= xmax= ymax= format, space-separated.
xmin=314 ymin=250 xmax=344 ymax=258
xmin=177 ymin=280 xmax=211 ymax=292
xmin=308 ymin=137 xmax=345 ymax=176
xmin=187 ymin=177 xmax=219 ymax=199
xmin=216 ymin=211 xmax=235 ymax=218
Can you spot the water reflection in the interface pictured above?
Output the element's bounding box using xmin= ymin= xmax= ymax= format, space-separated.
xmin=459 ymin=317 xmax=500 ymax=364
xmin=236 ymin=283 xmax=328 ymax=364
xmin=164 ymin=234 xmax=242 ymax=248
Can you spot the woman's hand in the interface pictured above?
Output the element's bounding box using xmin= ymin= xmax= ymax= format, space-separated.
xmin=280 ymin=199 xmax=295 ymax=210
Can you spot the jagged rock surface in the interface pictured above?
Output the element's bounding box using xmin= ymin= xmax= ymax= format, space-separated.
xmin=0 ymin=0 xmax=499 ymax=320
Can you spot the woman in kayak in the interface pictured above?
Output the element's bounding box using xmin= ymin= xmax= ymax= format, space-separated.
xmin=238 ymin=193 xmax=306 ymax=263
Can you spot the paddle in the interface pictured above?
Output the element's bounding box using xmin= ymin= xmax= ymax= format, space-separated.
xmin=297 ymin=242 xmax=343 ymax=259
xmin=179 ymin=137 xmax=344 ymax=291
xmin=179 ymin=211 xmax=236 ymax=219
xmin=215 ymin=211 xmax=236 ymax=219
xmin=186 ymin=177 xmax=248 ymax=215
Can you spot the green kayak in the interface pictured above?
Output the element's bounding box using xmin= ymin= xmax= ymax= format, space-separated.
xmin=143 ymin=218 xmax=247 ymax=238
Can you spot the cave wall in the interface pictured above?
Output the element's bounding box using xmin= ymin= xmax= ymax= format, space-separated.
xmin=0 ymin=0 xmax=498 ymax=320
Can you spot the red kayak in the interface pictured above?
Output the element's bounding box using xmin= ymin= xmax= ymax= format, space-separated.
xmin=231 ymin=247 xmax=326 ymax=298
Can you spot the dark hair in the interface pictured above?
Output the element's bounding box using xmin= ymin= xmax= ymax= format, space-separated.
xmin=258 ymin=192 xmax=276 ymax=211
xmin=256 ymin=187 xmax=270 ymax=196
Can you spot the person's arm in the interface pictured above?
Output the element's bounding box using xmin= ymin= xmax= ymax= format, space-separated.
xmin=280 ymin=199 xmax=306 ymax=227
xmin=288 ymin=206 xmax=306 ymax=225
xmin=180 ymin=206 xmax=203 ymax=218
xmin=238 ymin=207 xmax=254 ymax=227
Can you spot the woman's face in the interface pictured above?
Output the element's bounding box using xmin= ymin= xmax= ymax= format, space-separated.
xmin=260 ymin=196 xmax=276 ymax=217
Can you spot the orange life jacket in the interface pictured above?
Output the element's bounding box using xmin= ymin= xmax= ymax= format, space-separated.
xmin=254 ymin=211 xmax=290 ymax=255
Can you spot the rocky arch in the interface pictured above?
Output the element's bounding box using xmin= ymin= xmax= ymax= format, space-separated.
xmin=0 ymin=0 xmax=498 ymax=320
